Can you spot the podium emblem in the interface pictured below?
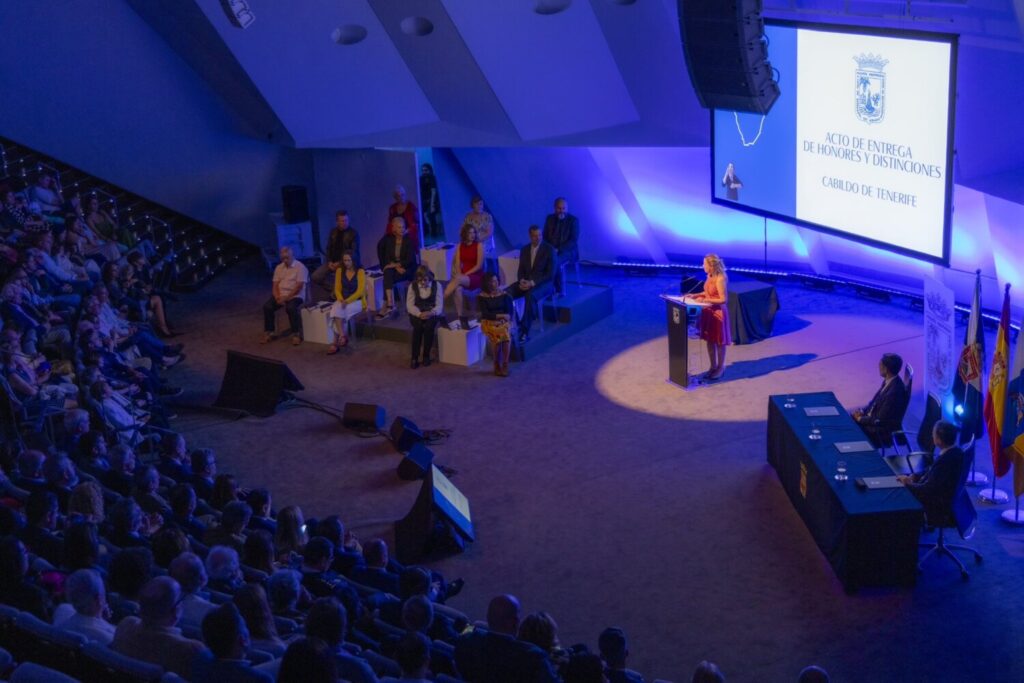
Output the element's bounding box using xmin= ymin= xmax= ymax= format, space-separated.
xmin=672 ymin=308 xmax=681 ymax=324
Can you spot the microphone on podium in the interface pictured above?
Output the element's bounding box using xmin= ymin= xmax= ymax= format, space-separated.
xmin=681 ymin=275 xmax=704 ymax=296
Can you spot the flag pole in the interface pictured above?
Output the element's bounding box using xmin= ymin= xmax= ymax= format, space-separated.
xmin=1001 ymin=496 xmax=1024 ymax=525
xmin=965 ymin=270 xmax=990 ymax=486
xmin=980 ymin=282 xmax=1011 ymax=505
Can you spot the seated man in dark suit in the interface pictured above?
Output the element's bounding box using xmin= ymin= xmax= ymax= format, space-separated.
xmin=506 ymin=225 xmax=555 ymax=344
xmin=349 ymin=537 xmax=399 ymax=594
xmin=897 ymin=420 xmax=966 ymax=523
xmin=852 ymin=352 xmax=908 ymax=448
xmin=18 ymin=490 xmax=65 ymax=567
xmin=190 ymin=448 xmax=217 ymax=503
xmin=542 ymin=197 xmax=579 ymax=293
xmin=315 ymin=515 xmax=365 ymax=577
xmin=454 ymin=594 xmax=559 ymax=683
xmin=312 ymin=209 xmax=362 ymax=297
xmin=193 ymin=602 xmax=273 ymax=683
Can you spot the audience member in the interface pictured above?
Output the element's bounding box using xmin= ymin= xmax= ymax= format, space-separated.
xmin=234 ymin=583 xmax=287 ymax=656
xmin=267 ymin=569 xmax=305 ymax=622
xmin=211 ymin=472 xmax=243 ymax=511
xmin=454 ymin=594 xmax=559 ymax=683
xmin=406 ymin=265 xmax=442 ymax=369
xmin=245 ymin=488 xmax=275 ymax=534
xmin=111 ymin=575 xmax=207 ymax=678
xmin=387 ymin=631 xmax=432 ymax=683
xmin=62 ymin=520 xmax=104 ymax=574
xmin=190 ymin=448 xmax=218 ymax=501
xmin=692 ymin=660 xmax=726 ymax=683
xmin=315 ymin=514 xmax=364 ymax=576
xmin=134 ymin=464 xmax=171 ymax=517
xmin=193 ymin=602 xmax=273 ymax=683
xmin=301 ymin=537 xmax=361 ymax=608
xmin=206 ymin=545 xmax=245 ymax=594
xmin=243 ymin=529 xmax=277 ymax=575
xmin=107 ymin=546 xmax=153 ymax=622
xmin=107 ymin=497 xmax=158 ymax=548
xmin=304 ymin=596 xmax=379 ymax=683
xmin=151 ymin=526 xmax=190 ymax=569
xmin=462 ymin=196 xmax=494 ymax=250
xmin=169 ymin=482 xmax=208 ymax=540
xmin=261 ymin=246 xmax=307 ymax=346
xmin=599 ymin=627 xmax=645 ymax=683
xmin=274 ymin=504 xmax=307 ymax=562
xmin=852 ymin=352 xmax=908 ymax=447
xmin=170 ymin=552 xmax=215 ymax=631
xmin=67 ymin=480 xmax=105 ymax=525
xmin=519 ymin=611 xmax=570 ymax=672
xmin=350 ymin=537 xmax=399 ymax=594
xmin=102 ymin=444 xmax=136 ymax=497
xmin=277 ymin=637 xmax=339 ymax=683
xmin=378 ymin=216 xmax=416 ymax=319
xmin=205 ymin=500 xmax=250 ymax=552
xmin=419 ymin=164 xmax=442 ymax=239
xmin=18 ymin=489 xmax=64 ymax=566
xmin=506 ymin=225 xmax=555 ymax=344
xmin=542 ymin=197 xmax=579 ymax=293
xmin=0 ymin=536 xmax=52 ymax=621
xmin=158 ymin=433 xmax=192 ymax=483
xmin=52 ymin=568 xmax=115 ymax=644
xmin=327 ymin=251 xmax=365 ymax=354
xmin=443 ymin=223 xmax=484 ymax=326
xmin=478 ymin=271 xmax=514 ymax=376
xmin=387 ymin=185 xmax=419 ymax=252
xmin=313 ymin=210 xmax=362 ymax=296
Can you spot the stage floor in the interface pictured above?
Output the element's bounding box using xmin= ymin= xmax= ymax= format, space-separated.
xmin=167 ymin=258 xmax=1023 ymax=683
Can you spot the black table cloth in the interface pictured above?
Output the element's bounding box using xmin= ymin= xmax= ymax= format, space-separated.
xmin=727 ymin=276 xmax=779 ymax=344
xmin=767 ymin=392 xmax=923 ymax=592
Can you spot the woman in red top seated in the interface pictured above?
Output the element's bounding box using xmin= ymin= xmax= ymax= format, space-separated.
xmin=443 ymin=223 xmax=484 ymax=326
xmin=693 ymin=253 xmax=731 ymax=381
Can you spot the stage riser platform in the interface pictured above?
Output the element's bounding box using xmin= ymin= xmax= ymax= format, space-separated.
xmin=351 ymin=282 xmax=613 ymax=363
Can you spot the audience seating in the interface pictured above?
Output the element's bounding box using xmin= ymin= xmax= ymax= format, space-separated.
xmin=80 ymin=642 xmax=165 ymax=683
xmin=9 ymin=661 xmax=81 ymax=683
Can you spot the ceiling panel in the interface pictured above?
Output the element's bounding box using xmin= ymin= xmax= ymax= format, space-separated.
xmin=193 ymin=0 xmax=438 ymax=145
xmin=440 ymin=0 xmax=639 ymax=141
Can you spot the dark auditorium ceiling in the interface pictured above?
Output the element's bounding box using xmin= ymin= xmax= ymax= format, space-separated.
xmin=129 ymin=0 xmax=1024 ymax=152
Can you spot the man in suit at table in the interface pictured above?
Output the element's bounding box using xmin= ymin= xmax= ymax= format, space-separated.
xmin=506 ymin=225 xmax=555 ymax=344
xmin=851 ymin=352 xmax=908 ymax=448
xmin=897 ymin=420 xmax=968 ymax=524
xmin=542 ymin=197 xmax=579 ymax=293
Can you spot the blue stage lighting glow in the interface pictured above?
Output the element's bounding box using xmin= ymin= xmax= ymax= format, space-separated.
xmin=954 ymin=404 xmax=965 ymax=417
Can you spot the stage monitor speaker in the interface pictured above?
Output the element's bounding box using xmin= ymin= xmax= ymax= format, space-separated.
xmin=678 ymin=0 xmax=780 ymax=114
xmin=390 ymin=417 xmax=424 ymax=453
xmin=213 ymin=350 xmax=304 ymax=417
xmin=397 ymin=443 xmax=434 ymax=481
xmin=343 ymin=403 xmax=386 ymax=432
xmin=281 ymin=185 xmax=309 ymax=224
xmin=394 ymin=465 xmax=474 ymax=564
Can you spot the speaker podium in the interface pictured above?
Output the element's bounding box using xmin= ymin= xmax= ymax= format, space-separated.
xmin=662 ymin=294 xmax=705 ymax=389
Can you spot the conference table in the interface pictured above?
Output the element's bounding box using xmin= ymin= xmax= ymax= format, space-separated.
xmin=767 ymin=392 xmax=923 ymax=592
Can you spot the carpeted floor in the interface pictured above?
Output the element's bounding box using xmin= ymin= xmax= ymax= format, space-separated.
xmin=165 ymin=258 xmax=1024 ymax=683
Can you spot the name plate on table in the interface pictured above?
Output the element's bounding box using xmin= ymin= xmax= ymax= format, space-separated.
xmin=804 ymin=406 xmax=840 ymax=417
xmin=835 ymin=440 xmax=876 ymax=453
xmin=859 ymin=476 xmax=904 ymax=489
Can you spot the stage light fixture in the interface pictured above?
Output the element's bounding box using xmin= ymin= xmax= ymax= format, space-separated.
xmin=954 ymin=404 xmax=965 ymax=417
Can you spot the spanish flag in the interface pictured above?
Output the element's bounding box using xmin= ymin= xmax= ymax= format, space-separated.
xmin=1005 ymin=310 xmax=1024 ymax=497
xmin=984 ymin=285 xmax=1011 ymax=478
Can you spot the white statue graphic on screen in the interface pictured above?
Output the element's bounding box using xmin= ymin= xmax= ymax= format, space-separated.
xmin=854 ymin=54 xmax=888 ymax=124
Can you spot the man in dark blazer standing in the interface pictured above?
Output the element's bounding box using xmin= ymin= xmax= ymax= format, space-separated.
xmin=542 ymin=197 xmax=579 ymax=293
xmin=507 ymin=225 xmax=555 ymax=344
xmin=897 ymin=420 xmax=967 ymax=524
xmin=852 ymin=352 xmax=908 ymax=448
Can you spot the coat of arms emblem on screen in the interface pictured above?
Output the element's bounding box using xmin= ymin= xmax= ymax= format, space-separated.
xmin=854 ymin=54 xmax=888 ymax=124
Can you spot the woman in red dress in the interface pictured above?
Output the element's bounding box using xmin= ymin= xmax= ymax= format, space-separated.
xmin=694 ymin=253 xmax=731 ymax=380
xmin=444 ymin=223 xmax=485 ymax=326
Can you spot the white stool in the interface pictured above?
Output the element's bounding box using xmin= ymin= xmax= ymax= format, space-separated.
xmin=300 ymin=304 xmax=336 ymax=345
xmin=421 ymin=244 xmax=456 ymax=282
xmin=366 ymin=271 xmax=385 ymax=312
xmin=437 ymin=325 xmax=486 ymax=366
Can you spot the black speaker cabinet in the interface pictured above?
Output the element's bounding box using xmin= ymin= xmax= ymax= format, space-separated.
xmin=342 ymin=403 xmax=386 ymax=431
xmin=397 ymin=443 xmax=434 ymax=481
xmin=281 ymin=185 xmax=309 ymax=224
xmin=390 ymin=417 xmax=424 ymax=453
xmin=213 ymin=350 xmax=304 ymax=417
xmin=679 ymin=0 xmax=780 ymax=114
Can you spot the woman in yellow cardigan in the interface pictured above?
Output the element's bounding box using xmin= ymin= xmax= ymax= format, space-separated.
xmin=327 ymin=251 xmax=365 ymax=355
